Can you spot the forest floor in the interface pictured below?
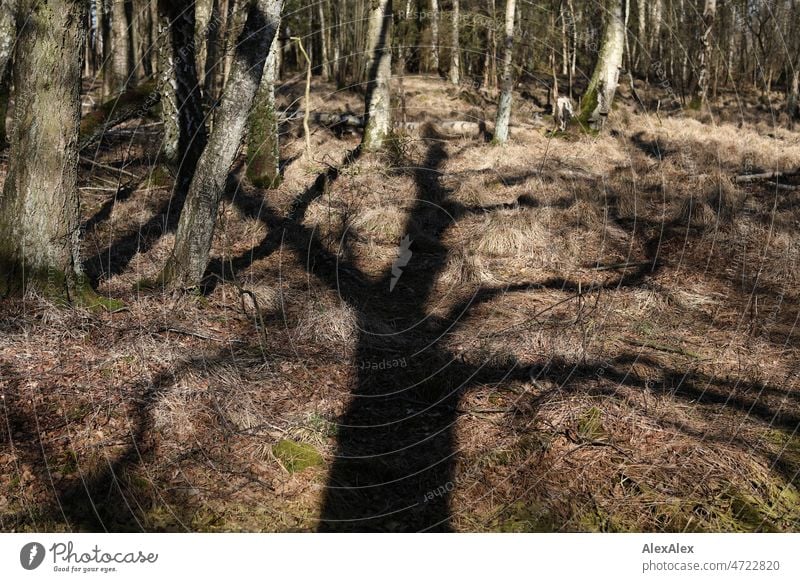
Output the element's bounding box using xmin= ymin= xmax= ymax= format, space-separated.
xmin=1 ymin=74 xmax=800 ymax=532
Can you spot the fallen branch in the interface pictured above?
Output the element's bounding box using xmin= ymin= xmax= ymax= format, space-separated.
xmin=619 ymin=336 xmax=700 ymax=358
xmin=79 ymin=80 xmax=161 ymax=152
xmin=734 ymin=169 xmax=799 ymax=183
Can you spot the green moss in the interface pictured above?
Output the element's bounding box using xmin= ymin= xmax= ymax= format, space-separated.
xmin=492 ymin=502 xmax=559 ymax=532
xmin=272 ymin=439 xmax=324 ymax=473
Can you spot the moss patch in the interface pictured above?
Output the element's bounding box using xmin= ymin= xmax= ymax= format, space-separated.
xmin=272 ymin=439 xmax=324 ymax=473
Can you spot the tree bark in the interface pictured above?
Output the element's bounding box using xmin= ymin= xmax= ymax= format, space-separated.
xmin=110 ymin=0 xmax=132 ymax=94
xmin=0 ymin=0 xmax=16 ymax=147
xmin=695 ymin=0 xmax=717 ymax=106
xmin=247 ymin=20 xmax=282 ymax=188
xmin=158 ymin=0 xmax=208 ymax=183
xmin=163 ymin=0 xmax=282 ymax=289
xmin=362 ymin=0 xmax=393 ymax=152
xmin=430 ymin=0 xmax=439 ymax=73
xmin=493 ymin=0 xmax=516 ymax=144
xmin=449 ymin=0 xmax=460 ymax=85
xmin=0 ymin=0 xmax=90 ymax=300
xmin=577 ymin=0 xmax=625 ymax=130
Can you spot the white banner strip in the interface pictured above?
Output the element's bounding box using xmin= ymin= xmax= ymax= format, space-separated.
xmin=1 ymin=533 xmax=798 ymax=581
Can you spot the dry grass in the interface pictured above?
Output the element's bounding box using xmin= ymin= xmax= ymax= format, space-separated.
xmin=1 ymin=76 xmax=799 ymax=533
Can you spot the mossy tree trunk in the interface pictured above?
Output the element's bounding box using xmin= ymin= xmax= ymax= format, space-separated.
xmin=493 ymin=0 xmax=516 ymax=144
xmin=577 ymin=0 xmax=625 ymax=130
xmin=247 ymin=27 xmax=282 ymax=188
xmin=162 ymin=0 xmax=282 ymax=289
xmin=449 ymin=0 xmax=460 ymax=85
xmin=0 ymin=0 xmax=89 ymax=301
xmin=158 ymin=0 xmax=208 ymax=186
xmin=361 ymin=0 xmax=392 ymax=152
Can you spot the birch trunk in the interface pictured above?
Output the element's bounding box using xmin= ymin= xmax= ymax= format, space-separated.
xmin=430 ymin=0 xmax=439 ymax=73
xmin=362 ymin=0 xmax=393 ymax=152
xmin=158 ymin=0 xmax=208 ymax=182
xmin=695 ymin=0 xmax=717 ymax=106
xmin=0 ymin=0 xmax=90 ymax=300
xmin=577 ymin=0 xmax=625 ymax=130
xmin=163 ymin=0 xmax=282 ymax=289
xmin=493 ymin=0 xmax=516 ymax=144
xmin=449 ymin=0 xmax=460 ymax=85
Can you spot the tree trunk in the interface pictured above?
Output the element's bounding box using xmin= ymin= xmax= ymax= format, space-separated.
xmin=577 ymin=0 xmax=625 ymax=130
xmin=0 ymin=0 xmax=16 ymax=147
xmin=195 ymin=0 xmax=214 ymax=90
xmin=788 ymin=69 xmax=800 ymax=123
xmin=158 ymin=0 xmax=208 ymax=184
xmin=493 ymin=0 xmax=516 ymax=144
xmin=449 ymin=0 xmax=460 ymax=85
xmin=110 ymin=0 xmax=132 ymax=94
xmin=695 ymin=0 xmax=717 ymax=106
xmin=362 ymin=0 xmax=393 ymax=152
xmin=318 ymin=0 xmax=330 ymax=80
xmin=430 ymin=0 xmax=439 ymax=73
xmin=247 ymin=23 xmax=282 ymax=188
xmin=163 ymin=0 xmax=282 ymax=289
xmin=0 ymin=0 xmax=90 ymax=301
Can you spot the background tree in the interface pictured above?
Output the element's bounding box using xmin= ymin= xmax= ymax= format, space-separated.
xmin=577 ymin=0 xmax=625 ymax=129
xmin=449 ymin=0 xmax=460 ymax=85
xmin=493 ymin=0 xmax=516 ymax=144
xmin=362 ymin=0 xmax=393 ymax=152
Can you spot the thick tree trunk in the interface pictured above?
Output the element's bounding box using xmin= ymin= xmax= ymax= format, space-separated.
xmin=163 ymin=0 xmax=282 ymax=289
xmin=430 ymin=0 xmax=439 ymax=73
xmin=493 ymin=0 xmax=516 ymax=144
xmin=0 ymin=0 xmax=90 ymax=300
xmin=362 ymin=0 xmax=393 ymax=152
xmin=110 ymin=0 xmax=132 ymax=94
xmin=449 ymin=0 xmax=460 ymax=85
xmin=0 ymin=0 xmax=16 ymax=147
xmin=695 ymin=0 xmax=717 ymax=106
xmin=577 ymin=0 xmax=625 ymax=130
xmin=247 ymin=26 xmax=282 ymax=188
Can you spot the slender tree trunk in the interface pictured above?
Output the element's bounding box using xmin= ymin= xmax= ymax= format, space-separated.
xmin=362 ymin=0 xmax=393 ymax=152
xmin=695 ymin=0 xmax=717 ymax=106
xmin=430 ymin=0 xmax=439 ymax=73
xmin=98 ymin=0 xmax=114 ymax=98
xmin=195 ymin=0 xmax=214 ymax=90
xmin=163 ymin=0 xmax=282 ymax=289
xmin=318 ymin=0 xmax=330 ymax=80
xmin=247 ymin=22 xmax=282 ymax=188
xmin=449 ymin=0 xmax=460 ymax=85
xmin=493 ymin=0 xmax=516 ymax=144
xmin=577 ymin=0 xmax=625 ymax=129
xmin=788 ymin=69 xmax=800 ymax=124
xmin=110 ymin=0 xmax=132 ymax=93
xmin=158 ymin=0 xmax=208 ymax=184
xmin=0 ymin=0 xmax=92 ymax=301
